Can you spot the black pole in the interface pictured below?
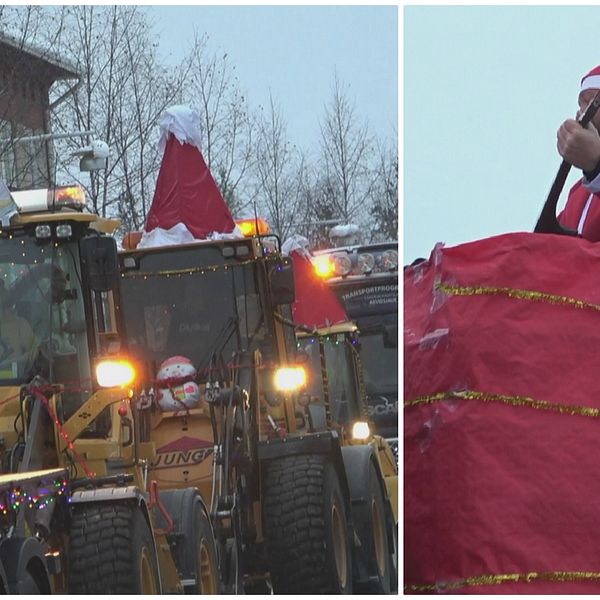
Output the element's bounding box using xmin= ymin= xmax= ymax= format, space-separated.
xmin=534 ymin=90 xmax=600 ymax=235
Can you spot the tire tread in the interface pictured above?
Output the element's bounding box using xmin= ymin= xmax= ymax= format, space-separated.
xmin=68 ymin=503 xmax=142 ymax=594
xmin=263 ymin=454 xmax=346 ymax=593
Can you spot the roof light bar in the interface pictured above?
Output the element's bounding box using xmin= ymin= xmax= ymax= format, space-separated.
xmin=11 ymin=185 xmax=86 ymax=214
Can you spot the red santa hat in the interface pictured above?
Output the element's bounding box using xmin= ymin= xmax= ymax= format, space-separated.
xmin=139 ymin=105 xmax=242 ymax=248
xmin=580 ymin=65 xmax=600 ymax=97
xmin=282 ymin=235 xmax=349 ymax=330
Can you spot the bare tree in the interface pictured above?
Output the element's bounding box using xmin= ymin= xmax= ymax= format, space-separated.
xmin=1 ymin=8 xmax=394 ymax=246
xmin=317 ymin=73 xmax=374 ymax=224
xmin=253 ymin=93 xmax=308 ymax=240
xmin=295 ymin=171 xmax=342 ymax=249
xmin=369 ymin=140 xmax=398 ymax=242
xmin=49 ymin=6 xmax=192 ymax=225
xmin=183 ymin=34 xmax=254 ymax=215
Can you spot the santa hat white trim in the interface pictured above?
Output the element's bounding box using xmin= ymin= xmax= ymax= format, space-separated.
xmin=157 ymin=105 xmax=203 ymax=154
xmin=281 ymin=234 xmax=311 ymax=258
xmin=138 ymin=223 xmax=244 ymax=249
xmin=581 ymin=75 xmax=600 ymax=95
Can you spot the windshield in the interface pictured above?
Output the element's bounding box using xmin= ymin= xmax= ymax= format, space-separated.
xmin=120 ymin=245 xmax=264 ymax=383
xmin=359 ymin=331 xmax=398 ymax=396
xmin=0 ymin=233 xmax=89 ymax=386
xmin=298 ymin=334 xmax=360 ymax=427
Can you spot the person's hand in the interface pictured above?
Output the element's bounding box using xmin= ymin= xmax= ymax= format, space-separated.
xmin=557 ymin=118 xmax=600 ymax=171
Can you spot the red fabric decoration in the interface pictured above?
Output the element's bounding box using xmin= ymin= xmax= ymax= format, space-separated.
xmin=145 ymin=136 xmax=235 ymax=238
xmin=290 ymin=251 xmax=348 ymax=329
xmin=404 ymin=232 xmax=600 ymax=594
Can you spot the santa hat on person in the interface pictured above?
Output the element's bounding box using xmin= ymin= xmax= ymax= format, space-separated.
xmin=138 ymin=105 xmax=242 ymax=248
xmin=580 ymin=65 xmax=600 ymax=97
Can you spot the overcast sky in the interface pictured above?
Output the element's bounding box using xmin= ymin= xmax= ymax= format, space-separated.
xmin=405 ymin=5 xmax=600 ymax=263
xmin=147 ymin=4 xmax=398 ymax=157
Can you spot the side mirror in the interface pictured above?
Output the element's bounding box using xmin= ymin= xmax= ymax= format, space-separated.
xmin=270 ymin=259 xmax=295 ymax=306
xmin=80 ymin=236 xmax=118 ymax=292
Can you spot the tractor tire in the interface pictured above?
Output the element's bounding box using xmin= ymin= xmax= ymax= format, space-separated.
xmin=354 ymin=460 xmax=391 ymax=594
xmin=389 ymin=520 xmax=398 ymax=593
xmin=158 ymin=488 xmax=220 ymax=594
xmin=184 ymin=502 xmax=220 ymax=594
xmin=0 ymin=538 xmax=51 ymax=594
xmin=263 ymin=454 xmax=352 ymax=594
xmin=0 ymin=558 xmax=8 ymax=593
xmin=68 ymin=502 xmax=160 ymax=594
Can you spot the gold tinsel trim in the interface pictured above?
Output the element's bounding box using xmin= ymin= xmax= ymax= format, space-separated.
xmin=437 ymin=282 xmax=600 ymax=312
xmin=121 ymin=263 xmax=230 ymax=279
xmin=121 ymin=256 xmax=278 ymax=279
xmin=404 ymin=390 xmax=600 ymax=418
xmin=405 ymin=570 xmax=600 ymax=592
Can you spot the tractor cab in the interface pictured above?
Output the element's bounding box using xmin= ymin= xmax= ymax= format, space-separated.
xmin=295 ymin=323 xmax=368 ymax=438
xmin=311 ymin=241 xmax=399 ymax=447
xmin=0 ymin=184 xmax=129 ymax=453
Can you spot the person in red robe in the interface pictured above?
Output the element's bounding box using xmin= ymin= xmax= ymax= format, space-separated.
xmin=557 ymin=65 xmax=600 ymax=239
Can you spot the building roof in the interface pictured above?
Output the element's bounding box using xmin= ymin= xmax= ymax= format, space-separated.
xmin=0 ymin=31 xmax=79 ymax=81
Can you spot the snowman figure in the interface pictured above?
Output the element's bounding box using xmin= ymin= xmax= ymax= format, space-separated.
xmin=155 ymin=355 xmax=200 ymax=411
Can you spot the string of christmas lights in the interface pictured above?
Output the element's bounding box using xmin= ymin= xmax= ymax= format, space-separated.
xmin=121 ymin=256 xmax=282 ymax=280
xmin=121 ymin=255 xmax=283 ymax=280
xmin=0 ymin=476 xmax=69 ymax=516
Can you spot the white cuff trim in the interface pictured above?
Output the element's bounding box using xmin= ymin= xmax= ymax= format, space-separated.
xmin=585 ymin=172 xmax=600 ymax=193
xmin=157 ymin=105 xmax=203 ymax=154
xmin=581 ymin=76 xmax=600 ymax=95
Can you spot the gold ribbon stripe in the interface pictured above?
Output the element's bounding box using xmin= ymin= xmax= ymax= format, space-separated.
xmin=437 ymin=282 xmax=600 ymax=312
xmin=404 ymin=390 xmax=600 ymax=419
xmin=405 ymin=570 xmax=600 ymax=592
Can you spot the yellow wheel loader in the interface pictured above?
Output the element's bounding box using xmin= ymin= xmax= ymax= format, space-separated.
xmin=118 ymin=224 xmax=397 ymax=593
xmin=0 ymin=181 xmax=219 ymax=593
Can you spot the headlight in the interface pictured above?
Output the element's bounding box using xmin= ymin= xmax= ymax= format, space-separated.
xmin=35 ymin=225 xmax=52 ymax=239
xmin=358 ymin=253 xmax=375 ymax=274
xmin=381 ymin=249 xmax=398 ymax=271
xmin=274 ymin=366 xmax=307 ymax=392
xmin=313 ymin=255 xmax=334 ymax=278
xmin=351 ymin=421 xmax=371 ymax=440
xmin=55 ymin=224 xmax=73 ymax=239
xmin=332 ymin=253 xmax=352 ymax=276
xmin=96 ymin=359 xmax=135 ymax=387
